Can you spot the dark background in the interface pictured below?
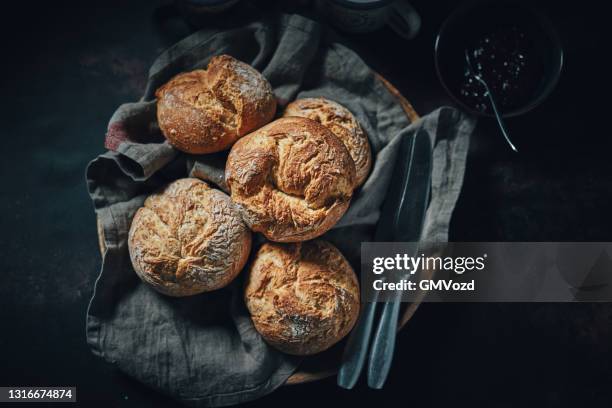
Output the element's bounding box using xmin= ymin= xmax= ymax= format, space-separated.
xmin=1 ymin=0 xmax=611 ymax=407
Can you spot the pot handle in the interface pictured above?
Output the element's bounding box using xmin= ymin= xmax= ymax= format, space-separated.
xmin=388 ymin=1 xmax=421 ymax=40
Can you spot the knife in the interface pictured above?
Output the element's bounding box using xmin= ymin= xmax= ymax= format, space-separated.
xmin=367 ymin=128 xmax=432 ymax=389
xmin=337 ymin=128 xmax=431 ymax=389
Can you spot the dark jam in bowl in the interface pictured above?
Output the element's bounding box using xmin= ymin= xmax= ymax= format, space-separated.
xmin=459 ymin=25 xmax=544 ymax=114
xmin=436 ymin=2 xmax=563 ymax=118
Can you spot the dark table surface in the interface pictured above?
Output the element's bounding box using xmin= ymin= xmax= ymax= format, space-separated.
xmin=1 ymin=0 xmax=611 ymax=407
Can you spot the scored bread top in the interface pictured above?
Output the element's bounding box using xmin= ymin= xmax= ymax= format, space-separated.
xmin=155 ymin=55 xmax=276 ymax=154
xmin=284 ymin=97 xmax=372 ymax=187
xmin=225 ymin=117 xmax=356 ymax=242
xmin=244 ymin=240 xmax=360 ymax=355
xmin=128 ymin=178 xmax=252 ymax=296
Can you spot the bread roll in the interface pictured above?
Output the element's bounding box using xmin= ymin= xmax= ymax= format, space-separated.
xmin=225 ymin=117 xmax=356 ymax=242
xmin=283 ymin=98 xmax=372 ymax=187
xmin=128 ymin=178 xmax=252 ymax=296
xmin=244 ymin=240 xmax=360 ymax=355
xmin=156 ymin=55 xmax=276 ymax=154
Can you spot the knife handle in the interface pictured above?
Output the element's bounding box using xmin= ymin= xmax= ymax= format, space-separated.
xmin=367 ymin=297 xmax=401 ymax=389
xmin=337 ymin=290 xmax=381 ymax=389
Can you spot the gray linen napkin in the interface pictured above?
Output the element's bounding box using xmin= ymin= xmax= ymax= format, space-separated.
xmin=86 ymin=13 xmax=474 ymax=407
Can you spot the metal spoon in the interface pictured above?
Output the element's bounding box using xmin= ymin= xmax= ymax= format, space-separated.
xmin=464 ymin=49 xmax=518 ymax=152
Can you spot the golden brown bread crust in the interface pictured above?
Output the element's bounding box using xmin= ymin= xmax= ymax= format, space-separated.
xmin=244 ymin=240 xmax=360 ymax=355
xmin=283 ymin=98 xmax=372 ymax=187
xmin=155 ymin=55 xmax=276 ymax=154
xmin=225 ymin=117 xmax=356 ymax=242
xmin=128 ymin=178 xmax=252 ymax=296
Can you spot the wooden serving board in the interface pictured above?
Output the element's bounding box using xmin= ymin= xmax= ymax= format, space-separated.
xmin=96 ymin=71 xmax=421 ymax=386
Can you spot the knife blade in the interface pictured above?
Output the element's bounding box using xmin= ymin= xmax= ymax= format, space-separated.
xmin=366 ymin=128 xmax=432 ymax=389
xmin=337 ymin=129 xmax=429 ymax=389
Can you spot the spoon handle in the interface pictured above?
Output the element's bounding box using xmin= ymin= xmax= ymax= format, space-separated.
xmin=482 ymin=81 xmax=518 ymax=152
xmin=464 ymin=49 xmax=518 ymax=153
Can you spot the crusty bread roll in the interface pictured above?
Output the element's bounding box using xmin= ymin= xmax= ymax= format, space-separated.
xmin=283 ymin=98 xmax=372 ymax=187
xmin=156 ymin=55 xmax=276 ymax=154
xmin=244 ymin=240 xmax=360 ymax=355
xmin=225 ymin=117 xmax=356 ymax=242
xmin=128 ymin=178 xmax=252 ymax=296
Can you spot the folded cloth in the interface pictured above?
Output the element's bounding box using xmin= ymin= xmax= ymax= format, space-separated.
xmin=86 ymin=13 xmax=475 ymax=408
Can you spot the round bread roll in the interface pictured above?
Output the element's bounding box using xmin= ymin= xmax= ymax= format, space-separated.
xmin=225 ymin=117 xmax=356 ymax=242
xmin=128 ymin=178 xmax=252 ymax=296
xmin=155 ymin=54 xmax=276 ymax=154
xmin=283 ymin=98 xmax=372 ymax=187
xmin=244 ymin=240 xmax=360 ymax=355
